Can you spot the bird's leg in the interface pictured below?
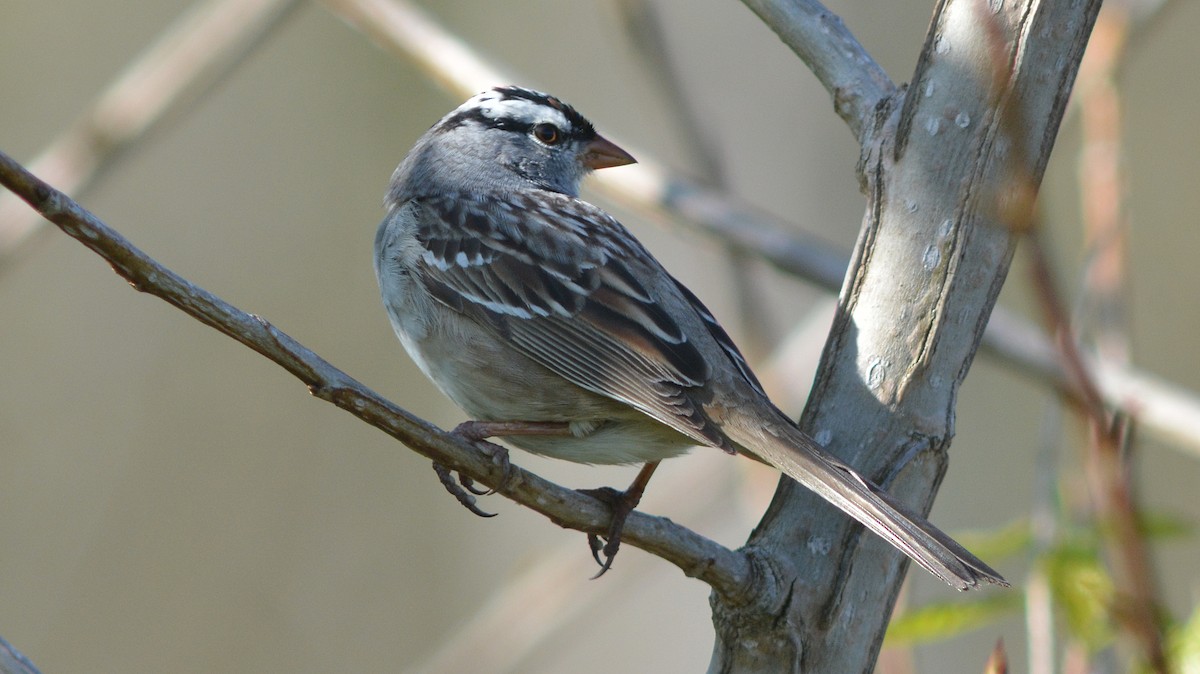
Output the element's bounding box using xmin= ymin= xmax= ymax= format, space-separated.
xmin=580 ymin=460 xmax=660 ymax=578
xmin=431 ymin=420 xmax=572 ymax=517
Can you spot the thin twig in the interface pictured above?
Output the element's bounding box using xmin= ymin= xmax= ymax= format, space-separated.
xmin=1026 ymin=231 xmax=1109 ymax=420
xmin=0 ymin=0 xmax=304 ymax=269
xmin=0 ymin=150 xmax=753 ymax=600
xmin=1019 ymin=234 xmax=1167 ymax=670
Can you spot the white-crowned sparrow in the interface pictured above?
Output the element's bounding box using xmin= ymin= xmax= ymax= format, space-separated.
xmin=374 ymin=86 xmax=1006 ymax=590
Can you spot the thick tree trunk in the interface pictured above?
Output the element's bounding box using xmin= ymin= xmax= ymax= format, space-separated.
xmin=709 ymin=1 xmax=1102 ymax=671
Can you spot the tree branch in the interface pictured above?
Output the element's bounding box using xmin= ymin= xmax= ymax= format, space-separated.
xmin=0 ymin=149 xmax=752 ymax=600
xmin=738 ymin=0 xmax=896 ymax=140
xmin=708 ymin=0 xmax=1102 ymax=670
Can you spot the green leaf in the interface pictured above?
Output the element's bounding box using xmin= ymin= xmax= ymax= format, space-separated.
xmin=1134 ymin=510 xmax=1194 ymax=540
xmin=1040 ymin=544 xmax=1115 ymax=650
xmin=951 ymin=518 xmax=1034 ymax=562
xmin=885 ymin=594 xmax=1023 ymax=645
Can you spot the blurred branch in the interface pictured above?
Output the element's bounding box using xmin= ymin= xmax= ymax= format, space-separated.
xmin=981 ymin=4 xmax=1168 ymax=669
xmin=612 ymin=0 xmax=726 ymax=184
xmin=1028 ymin=226 xmax=1166 ymax=672
xmin=1026 ymin=393 xmax=1065 ymax=674
xmin=0 ymin=150 xmax=752 ymax=600
xmin=1028 ymin=229 xmax=1168 ymax=672
xmin=322 ymin=0 xmax=1200 ymax=459
xmin=980 ymin=312 xmax=1200 ymax=456
xmin=611 ymin=0 xmax=774 ymax=357
xmin=413 ymin=452 xmax=743 ymax=674
xmin=738 ymin=0 xmax=896 ymax=141
xmin=1077 ymin=6 xmax=1132 ymax=363
xmin=1075 ymin=5 xmax=1167 ymax=670
xmin=0 ymin=0 xmax=303 ymax=271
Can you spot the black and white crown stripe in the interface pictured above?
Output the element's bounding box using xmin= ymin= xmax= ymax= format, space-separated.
xmin=435 ymin=86 xmax=596 ymax=142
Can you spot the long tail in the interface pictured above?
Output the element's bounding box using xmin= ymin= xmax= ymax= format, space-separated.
xmin=729 ymin=420 xmax=1008 ymax=591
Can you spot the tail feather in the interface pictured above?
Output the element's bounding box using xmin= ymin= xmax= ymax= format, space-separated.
xmin=735 ymin=422 xmax=1008 ymax=591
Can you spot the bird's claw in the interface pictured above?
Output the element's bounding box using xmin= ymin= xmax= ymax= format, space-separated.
xmin=458 ymin=474 xmax=491 ymax=496
xmin=580 ymin=486 xmax=636 ymax=579
xmin=432 ymin=424 xmax=516 ymax=516
xmin=432 ymin=462 xmax=497 ymax=518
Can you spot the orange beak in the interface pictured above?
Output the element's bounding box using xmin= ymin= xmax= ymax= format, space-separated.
xmin=582 ymin=134 xmax=636 ymax=170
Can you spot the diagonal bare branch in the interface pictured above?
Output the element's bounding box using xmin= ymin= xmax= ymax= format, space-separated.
xmin=0 ymin=149 xmax=753 ymax=600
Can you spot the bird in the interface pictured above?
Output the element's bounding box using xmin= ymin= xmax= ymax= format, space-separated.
xmin=373 ymin=85 xmax=1007 ymax=590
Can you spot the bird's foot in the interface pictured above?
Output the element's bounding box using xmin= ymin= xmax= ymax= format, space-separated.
xmin=432 ymin=461 xmax=498 ymax=518
xmin=429 ymin=423 xmax=518 ymax=517
xmin=449 ymin=421 xmax=518 ymax=495
xmin=579 ymin=485 xmax=644 ymax=579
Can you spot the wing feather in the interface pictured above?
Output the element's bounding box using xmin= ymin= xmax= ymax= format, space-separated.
xmin=411 ymin=192 xmax=732 ymax=448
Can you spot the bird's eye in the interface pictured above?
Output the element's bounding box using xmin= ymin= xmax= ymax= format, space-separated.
xmin=532 ymin=123 xmax=561 ymax=145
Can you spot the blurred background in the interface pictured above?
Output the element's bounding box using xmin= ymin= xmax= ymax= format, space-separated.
xmin=1 ymin=0 xmax=1197 ymax=671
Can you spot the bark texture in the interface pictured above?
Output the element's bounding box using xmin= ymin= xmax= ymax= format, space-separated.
xmin=709 ymin=1 xmax=1102 ymax=671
